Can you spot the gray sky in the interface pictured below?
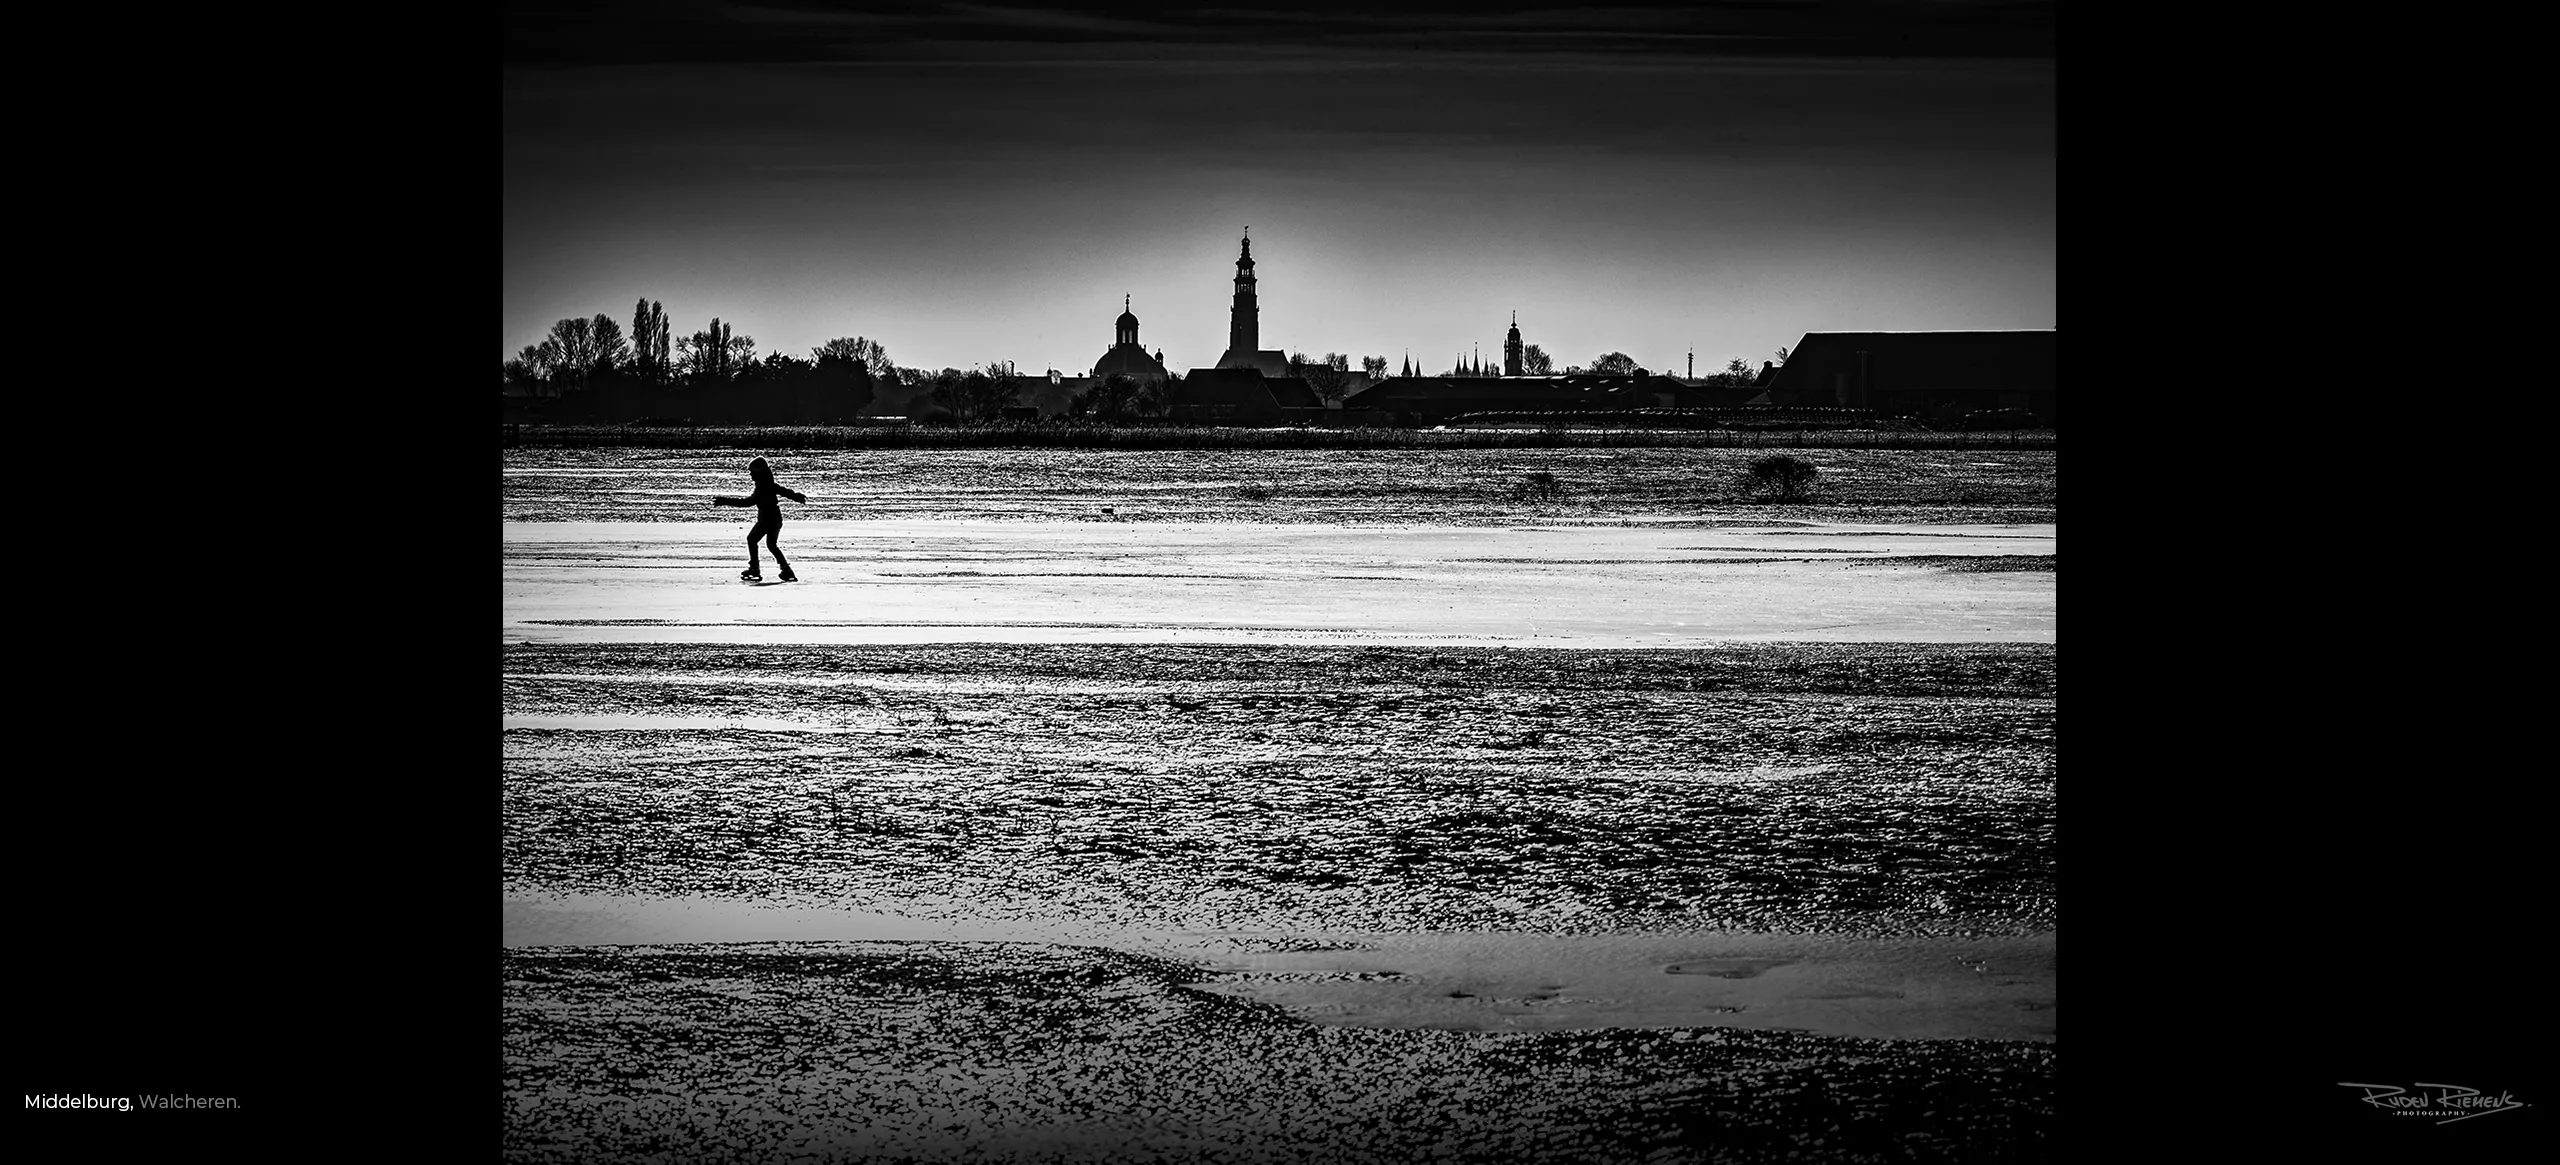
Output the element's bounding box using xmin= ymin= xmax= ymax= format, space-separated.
xmin=503 ymin=3 xmax=2054 ymax=377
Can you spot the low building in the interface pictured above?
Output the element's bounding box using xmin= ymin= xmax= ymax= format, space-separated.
xmin=1342 ymin=373 xmax=1702 ymax=425
xmin=1216 ymin=348 xmax=1293 ymax=378
xmin=1757 ymin=330 xmax=2056 ymax=420
xmin=1169 ymin=367 xmax=1295 ymax=425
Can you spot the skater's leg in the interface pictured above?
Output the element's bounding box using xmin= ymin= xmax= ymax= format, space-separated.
xmin=767 ymin=531 xmax=794 ymax=580
xmin=745 ymin=516 xmax=779 ymax=578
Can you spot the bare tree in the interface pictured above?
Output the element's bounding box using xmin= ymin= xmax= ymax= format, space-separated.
xmin=763 ymin=343 xmax=876 ymax=414
xmin=1075 ymin=373 xmax=1145 ymax=423
xmin=674 ymin=318 xmax=753 ymax=383
xmin=982 ymin=361 xmax=1023 ymax=419
xmin=1291 ymin=351 xmax=1352 ymax=403
xmin=1521 ymin=344 xmax=1554 ymax=375
xmin=545 ymin=318 xmax=595 ymax=368
xmin=1361 ymin=355 xmax=1387 ymax=380
xmin=741 ymin=352 xmax=808 ymax=383
xmin=814 ymin=337 xmax=897 ymax=385
xmin=591 ymin=314 xmax=631 ymax=372
xmin=676 ymin=318 xmax=728 ymax=382
xmin=505 ymin=344 xmax=552 ymax=393
xmin=626 ymin=303 xmax=647 ymax=369
xmin=630 ymin=298 xmax=655 ymax=381
xmin=535 ymin=317 xmax=610 ymax=391
xmin=697 ymin=319 xmax=726 ymax=380
xmin=915 ymin=368 xmax=965 ymax=421
xmin=931 ymin=362 xmax=1022 ymax=422
xmin=650 ymin=301 xmax=669 ymax=381
xmin=1589 ymin=351 xmax=1637 ymax=376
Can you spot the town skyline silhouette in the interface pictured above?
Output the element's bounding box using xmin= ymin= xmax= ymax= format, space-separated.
xmin=506 ymin=7 xmax=2053 ymax=378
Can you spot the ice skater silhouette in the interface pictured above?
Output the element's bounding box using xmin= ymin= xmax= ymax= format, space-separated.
xmin=713 ymin=456 xmax=807 ymax=581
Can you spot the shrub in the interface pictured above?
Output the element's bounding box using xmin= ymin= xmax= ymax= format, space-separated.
xmin=1513 ymin=471 xmax=1566 ymax=501
xmin=1740 ymin=454 xmax=1820 ymax=501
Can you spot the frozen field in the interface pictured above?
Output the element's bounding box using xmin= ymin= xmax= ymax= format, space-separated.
xmin=503 ymin=448 xmax=2058 ymax=1162
xmin=500 ymin=446 xmax=2057 ymax=526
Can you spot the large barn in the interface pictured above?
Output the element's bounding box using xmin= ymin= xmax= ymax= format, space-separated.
xmin=1757 ymin=330 xmax=2055 ymax=420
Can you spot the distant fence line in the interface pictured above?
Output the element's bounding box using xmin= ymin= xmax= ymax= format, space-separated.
xmin=505 ymin=422 xmax=2057 ymax=452
xmin=1438 ymin=406 xmax=2050 ymax=433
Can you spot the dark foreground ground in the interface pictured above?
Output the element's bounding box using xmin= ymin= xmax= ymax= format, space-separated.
xmin=506 ymin=643 xmax=2055 ymax=1161
xmin=505 ymin=643 xmax=2055 ymax=937
xmin=504 ymin=942 xmax=2054 ymax=1164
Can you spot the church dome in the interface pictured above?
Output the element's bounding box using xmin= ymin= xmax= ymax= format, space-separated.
xmin=1117 ymin=308 xmax=1139 ymax=328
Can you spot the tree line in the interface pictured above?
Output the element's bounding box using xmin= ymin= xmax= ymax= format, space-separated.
xmin=507 ymin=299 xmax=901 ymax=386
xmin=504 ymin=301 xmax=896 ymax=423
xmin=505 ymin=298 xmax=1793 ymax=423
xmin=1558 ymin=347 xmax=1789 ymax=382
xmin=503 ymin=301 xmax=1172 ymax=423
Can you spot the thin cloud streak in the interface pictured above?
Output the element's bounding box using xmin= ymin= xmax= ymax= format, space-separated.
xmin=504 ymin=1 xmax=2055 ymax=65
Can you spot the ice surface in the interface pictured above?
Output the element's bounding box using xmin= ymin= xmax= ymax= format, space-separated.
xmin=504 ymin=518 xmax=2054 ymax=647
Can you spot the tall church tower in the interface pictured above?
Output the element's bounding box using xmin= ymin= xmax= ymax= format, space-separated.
xmin=1504 ymin=311 xmax=1523 ymax=377
xmin=1228 ymin=232 xmax=1258 ymax=356
xmin=1116 ymin=294 xmax=1139 ymax=349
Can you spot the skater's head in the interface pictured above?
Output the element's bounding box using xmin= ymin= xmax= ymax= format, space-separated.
xmin=748 ymin=456 xmax=772 ymax=483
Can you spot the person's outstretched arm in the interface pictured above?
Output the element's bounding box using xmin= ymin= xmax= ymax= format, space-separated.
xmin=712 ymin=495 xmax=752 ymax=507
xmin=782 ymin=486 xmax=807 ymax=504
